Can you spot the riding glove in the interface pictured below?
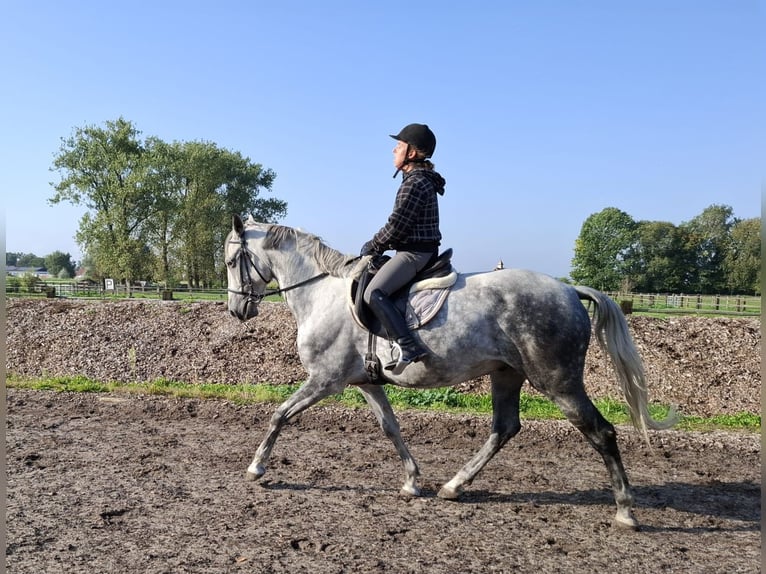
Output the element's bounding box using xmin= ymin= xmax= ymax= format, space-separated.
xmin=360 ymin=241 xmax=380 ymax=256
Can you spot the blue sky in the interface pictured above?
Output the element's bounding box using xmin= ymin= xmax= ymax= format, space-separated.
xmin=1 ymin=1 xmax=760 ymax=278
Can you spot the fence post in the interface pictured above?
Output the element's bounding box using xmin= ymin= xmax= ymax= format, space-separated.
xmin=619 ymin=300 xmax=633 ymax=315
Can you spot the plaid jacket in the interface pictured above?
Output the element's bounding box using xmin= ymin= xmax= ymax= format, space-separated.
xmin=370 ymin=168 xmax=446 ymax=253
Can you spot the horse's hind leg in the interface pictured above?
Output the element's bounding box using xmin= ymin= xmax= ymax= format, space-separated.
xmin=357 ymin=384 xmax=421 ymax=496
xmin=438 ymin=368 xmax=524 ymax=500
xmin=550 ymin=388 xmax=638 ymax=530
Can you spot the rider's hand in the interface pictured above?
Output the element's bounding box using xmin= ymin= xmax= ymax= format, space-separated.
xmin=360 ymin=241 xmax=378 ymax=256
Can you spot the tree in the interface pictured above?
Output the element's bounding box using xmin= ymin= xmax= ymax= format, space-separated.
xmin=148 ymin=139 xmax=282 ymax=288
xmin=13 ymin=253 xmax=45 ymax=267
xmin=44 ymin=251 xmax=76 ymax=278
xmin=49 ymin=118 xmax=286 ymax=290
xmin=141 ymin=137 xmax=185 ymax=287
xmin=681 ymin=204 xmax=736 ymax=293
xmin=49 ymin=118 xmax=158 ymax=294
xmin=78 ymin=253 xmax=100 ymax=283
xmin=723 ymin=217 xmax=760 ymax=294
xmin=627 ymin=221 xmax=694 ymax=292
xmin=570 ymin=208 xmax=637 ymax=290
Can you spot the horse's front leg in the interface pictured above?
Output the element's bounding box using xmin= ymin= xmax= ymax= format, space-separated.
xmin=246 ymin=379 xmax=343 ymax=481
xmin=356 ymin=384 xmax=421 ymax=497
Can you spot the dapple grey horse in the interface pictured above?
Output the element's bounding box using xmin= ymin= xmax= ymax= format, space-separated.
xmin=225 ymin=215 xmax=677 ymax=529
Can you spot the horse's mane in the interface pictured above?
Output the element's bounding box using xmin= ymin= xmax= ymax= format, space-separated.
xmin=261 ymin=224 xmax=358 ymax=278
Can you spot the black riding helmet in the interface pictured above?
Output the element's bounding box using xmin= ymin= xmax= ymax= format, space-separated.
xmin=390 ymin=123 xmax=436 ymax=158
xmin=390 ymin=123 xmax=436 ymax=177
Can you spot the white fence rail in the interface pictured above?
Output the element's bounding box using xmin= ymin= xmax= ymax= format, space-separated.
xmin=5 ymin=281 xmax=761 ymax=315
xmin=603 ymin=292 xmax=759 ymax=315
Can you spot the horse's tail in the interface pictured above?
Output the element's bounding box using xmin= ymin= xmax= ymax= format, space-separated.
xmin=574 ymin=286 xmax=679 ymax=442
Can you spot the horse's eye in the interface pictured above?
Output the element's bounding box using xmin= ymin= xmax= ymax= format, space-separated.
xmin=226 ymin=256 xmax=237 ymax=268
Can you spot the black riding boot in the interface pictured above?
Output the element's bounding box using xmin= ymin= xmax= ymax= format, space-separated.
xmin=368 ymin=289 xmax=429 ymax=374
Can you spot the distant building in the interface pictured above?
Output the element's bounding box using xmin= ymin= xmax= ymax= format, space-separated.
xmin=494 ymin=260 xmax=505 ymax=271
xmin=6 ymin=266 xmax=49 ymax=278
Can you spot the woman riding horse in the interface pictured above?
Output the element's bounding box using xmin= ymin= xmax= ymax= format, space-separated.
xmin=360 ymin=123 xmax=447 ymax=374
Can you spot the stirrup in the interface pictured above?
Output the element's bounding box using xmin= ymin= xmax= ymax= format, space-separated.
xmin=384 ymin=342 xmax=428 ymax=375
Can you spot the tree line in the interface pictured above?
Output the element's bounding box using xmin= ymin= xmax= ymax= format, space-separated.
xmin=570 ymin=205 xmax=760 ymax=295
xmin=48 ymin=117 xmax=286 ymax=291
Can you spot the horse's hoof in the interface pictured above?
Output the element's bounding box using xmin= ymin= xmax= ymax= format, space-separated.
xmin=437 ymin=485 xmax=462 ymax=500
xmin=246 ymin=463 xmax=266 ymax=481
xmin=613 ymin=510 xmax=639 ymax=531
xmin=399 ymin=485 xmax=421 ymax=498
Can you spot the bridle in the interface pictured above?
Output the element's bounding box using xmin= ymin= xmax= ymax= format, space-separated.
xmin=225 ymin=236 xmax=331 ymax=306
xmin=226 ymin=237 xmax=273 ymax=306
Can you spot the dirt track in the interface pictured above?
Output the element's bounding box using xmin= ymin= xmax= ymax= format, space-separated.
xmin=6 ymin=389 xmax=760 ymax=573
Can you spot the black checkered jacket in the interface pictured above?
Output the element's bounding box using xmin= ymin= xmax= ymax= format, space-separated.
xmin=370 ymin=168 xmax=446 ymax=253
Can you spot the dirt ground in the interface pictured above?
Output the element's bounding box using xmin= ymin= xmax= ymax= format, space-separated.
xmin=5 ymin=390 xmax=760 ymax=573
xmin=5 ymin=298 xmax=762 ymax=573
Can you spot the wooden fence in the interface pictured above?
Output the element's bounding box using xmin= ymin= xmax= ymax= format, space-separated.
xmin=603 ymin=292 xmax=760 ymax=316
xmin=5 ymin=281 xmax=761 ymax=316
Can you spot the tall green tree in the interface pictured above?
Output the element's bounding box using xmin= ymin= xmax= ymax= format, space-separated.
xmin=571 ymin=207 xmax=637 ymax=290
xmin=142 ymin=137 xmax=184 ymax=286
xmin=44 ymin=251 xmax=76 ymax=278
xmin=161 ymin=140 xmax=281 ymax=288
xmin=680 ymin=204 xmax=735 ymax=293
xmin=627 ymin=221 xmax=693 ymax=292
xmin=49 ymin=118 xmax=158 ymax=293
xmin=49 ymin=118 xmax=285 ymax=290
xmin=723 ymin=217 xmax=760 ymax=294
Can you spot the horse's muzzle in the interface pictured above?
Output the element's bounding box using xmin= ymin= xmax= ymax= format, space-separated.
xmin=229 ymin=299 xmax=259 ymax=322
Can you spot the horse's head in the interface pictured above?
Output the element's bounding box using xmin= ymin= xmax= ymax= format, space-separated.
xmin=225 ymin=214 xmax=273 ymax=321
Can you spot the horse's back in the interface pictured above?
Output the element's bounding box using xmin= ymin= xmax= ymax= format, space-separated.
xmin=459 ymin=268 xmax=585 ymax=319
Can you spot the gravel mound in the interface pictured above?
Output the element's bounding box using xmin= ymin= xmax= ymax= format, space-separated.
xmin=5 ymin=298 xmax=760 ymax=417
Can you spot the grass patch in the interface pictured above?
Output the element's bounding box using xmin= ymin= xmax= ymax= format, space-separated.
xmin=6 ymin=376 xmax=759 ymax=432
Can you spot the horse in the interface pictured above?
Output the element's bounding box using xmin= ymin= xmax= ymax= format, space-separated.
xmin=224 ymin=214 xmax=677 ymax=529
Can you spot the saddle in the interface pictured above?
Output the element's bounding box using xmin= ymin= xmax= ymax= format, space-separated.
xmin=350 ymin=248 xmax=457 ymax=339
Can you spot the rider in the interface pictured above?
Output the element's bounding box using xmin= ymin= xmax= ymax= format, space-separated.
xmin=361 ymin=123 xmax=446 ymax=374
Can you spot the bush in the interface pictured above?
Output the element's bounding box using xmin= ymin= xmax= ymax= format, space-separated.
xmin=7 ymin=276 xmax=21 ymax=293
xmin=21 ymin=274 xmax=40 ymax=293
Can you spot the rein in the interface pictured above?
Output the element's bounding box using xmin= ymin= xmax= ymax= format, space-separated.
xmin=263 ymin=272 xmax=329 ymax=298
xmin=227 ymin=238 xmax=360 ymax=303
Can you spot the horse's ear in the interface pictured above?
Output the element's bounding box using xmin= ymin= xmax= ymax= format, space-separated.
xmin=233 ymin=214 xmax=245 ymax=236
